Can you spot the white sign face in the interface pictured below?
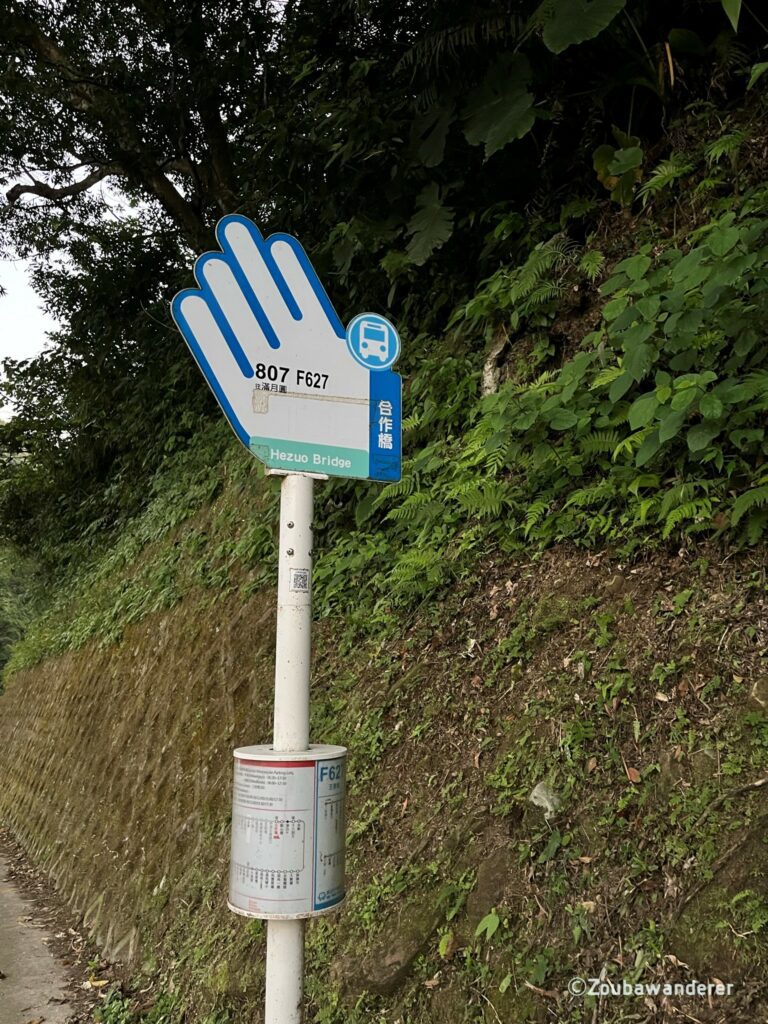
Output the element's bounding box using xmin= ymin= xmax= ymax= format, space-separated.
xmin=228 ymin=749 xmax=346 ymax=919
xmin=171 ymin=216 xmax=401 ymax=481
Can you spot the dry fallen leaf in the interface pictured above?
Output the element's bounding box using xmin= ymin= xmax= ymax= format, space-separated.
xmin=665 ymin=954 xmax=690 ymax=968
xmin=586 ymin=756 xmax=597 ymax=773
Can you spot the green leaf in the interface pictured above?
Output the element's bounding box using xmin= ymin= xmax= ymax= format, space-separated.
xmin=537 ymin=828 xmax=563 ymax=863
xmin=623 ymin=342 xmax=653 ymax=382
xmin=635 ymin=295 xmax=660 ymax=320
xmin=550 ymin=408 xmax=579 ymax=430
xmin=608 ymin=147 xmax=643 ymax=175
xmin=614 ymin=254 xmax=651 ymax=281
xmin=475 ymin=910 xmax=501 ymax=941
xmin=619 ymin=321 xmax=655 ymax=349
xmin=668 ymin=29 xmax=706 ymax=56
xmin=537 ymin=0 xmax=627 ymax=54
xmin=658 ymin=409 xmax=686 ymax=442
xmin=609 ymin=371 xmax=634 ymax=402
xmin=671 ymin=247 xmax=705 ymax=283
xmin=721 ymin=0 xmax=741 ymax=32
xmin=603 ymin=295 xmax=628 ymax=321
xmin=354 ymin=493 xmax=377 ymax=529
xmin=699 ymin=394 xmax=724 ymax=420
xmin=707 ymin=226 xmax=739 ymax=257
xmin=412 ymin=106 xmax=454 ymax=167
xmin=438 ymin=931 xmax=455 ymax=958
xmin=463 ymin=56 xmax=535 ymax=159
xmin=406 ymin=184 xmax=455 ymax=266
xmin=670 ymin=388 xmax=698 ymax=411
xmin=748 ymin=61 xmax=768 ymax=89
xmin=628 ymin=393 xmax=659 ymax=429
xmin=499 ymin=973 xmax=513 ymax=994
xmin=636 ymin=431 xmax=661 ymax=467
xmin=687 ymin=424 xmax=720 ymax=452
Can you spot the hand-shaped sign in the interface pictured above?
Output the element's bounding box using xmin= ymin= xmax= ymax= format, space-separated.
xmin=171 ymin=215 xmax=401 ymax=481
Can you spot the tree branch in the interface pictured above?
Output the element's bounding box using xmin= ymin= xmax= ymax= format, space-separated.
xmin=4 ymin=11 xmax=212 ymax=247
xmin=135 ymin=0 xmax=238 ymax=213
xmin=6 ymin=165 xmax=118 ymax=205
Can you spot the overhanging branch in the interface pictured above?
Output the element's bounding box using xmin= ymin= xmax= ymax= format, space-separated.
xmin=6 ymin=165 xmax=118 ymax=205
xmin=5 ymin=10 xmax=213 ymax=246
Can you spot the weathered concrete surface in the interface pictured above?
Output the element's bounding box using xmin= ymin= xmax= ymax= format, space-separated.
xmin=0 ymin=854 xmax=73 ymax=1024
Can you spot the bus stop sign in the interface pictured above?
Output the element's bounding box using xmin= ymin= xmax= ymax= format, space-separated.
xmin=171 ymin=215 xmax=402 ymax=481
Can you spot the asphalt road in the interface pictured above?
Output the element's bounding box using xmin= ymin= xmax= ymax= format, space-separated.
xmin=0 ymin=854 xmax=73 ymax=1024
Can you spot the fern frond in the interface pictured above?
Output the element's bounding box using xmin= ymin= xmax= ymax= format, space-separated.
xmin=484 ymin=448 xmax=507 ymax=474
xmin=634 ymin=497 xmax=658 ymax=523
xmin=731 ymin=483 xmax=768 ymax=526
xmin=580 ymin=429 xmax=621 ymax=456
xmin=450 ymin=480 xmax=511 ymax=518
xmin=375 ymin=476 xmax=415 ymax=506
xmin=523 ymin=499 xmax=549 ymax=537
xmin=510 ymin=369 xmax=559 ymax=396
xmin=563 ymin=481 xmax=615 ymax=508
xmin=638 ymin=155 xmax=694 ymax=206
xmin=746 ymin=509 xmax=768 ymax=545
xmin=579 ymin=250 xmax=605 ymax=282
xmin=385 ymin=491 xmax=434 ymax=522
xmin=590 ymin=366 xmax=623 ymax=390
xmin=705 ymin=130 xmax=745 ymax=166
xmin=657 ymin=482 xmax=697 ymax=521
xmin=662 ymin=499 xmax=712 ymax=538
xmin=396 ymin=14 xmax=525 ymax=71
xmin=612 ymin=428 xmax=654 ymax=462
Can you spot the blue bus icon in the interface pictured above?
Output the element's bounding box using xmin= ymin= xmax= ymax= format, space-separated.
xmin=346 ymin=313 xmax=400 ymax=370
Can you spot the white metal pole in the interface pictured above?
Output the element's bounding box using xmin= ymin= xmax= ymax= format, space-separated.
xmin=265 ymin=472 xmax=314 ymax=1024
xmin=272 ymin=473 xmax=314 ymax=752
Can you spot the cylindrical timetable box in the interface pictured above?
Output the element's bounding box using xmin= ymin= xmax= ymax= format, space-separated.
xmin=228 ymin=744 xmax=347 ymax=920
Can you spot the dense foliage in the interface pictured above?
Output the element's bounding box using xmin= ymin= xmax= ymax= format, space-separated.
xmin=1 ymin=0 xmax=768 ymax=608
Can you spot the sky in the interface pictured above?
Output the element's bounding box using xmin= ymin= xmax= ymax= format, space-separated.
xmin=0 ymin=258 xmax=58 ymax=419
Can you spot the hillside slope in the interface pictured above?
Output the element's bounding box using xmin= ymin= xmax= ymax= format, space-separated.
xmin=1 ymin=517 xmax=767 ymax=1023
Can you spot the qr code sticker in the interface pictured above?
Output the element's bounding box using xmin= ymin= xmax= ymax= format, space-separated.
xmin=289 ymin=568 xmax=310 ymax=593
